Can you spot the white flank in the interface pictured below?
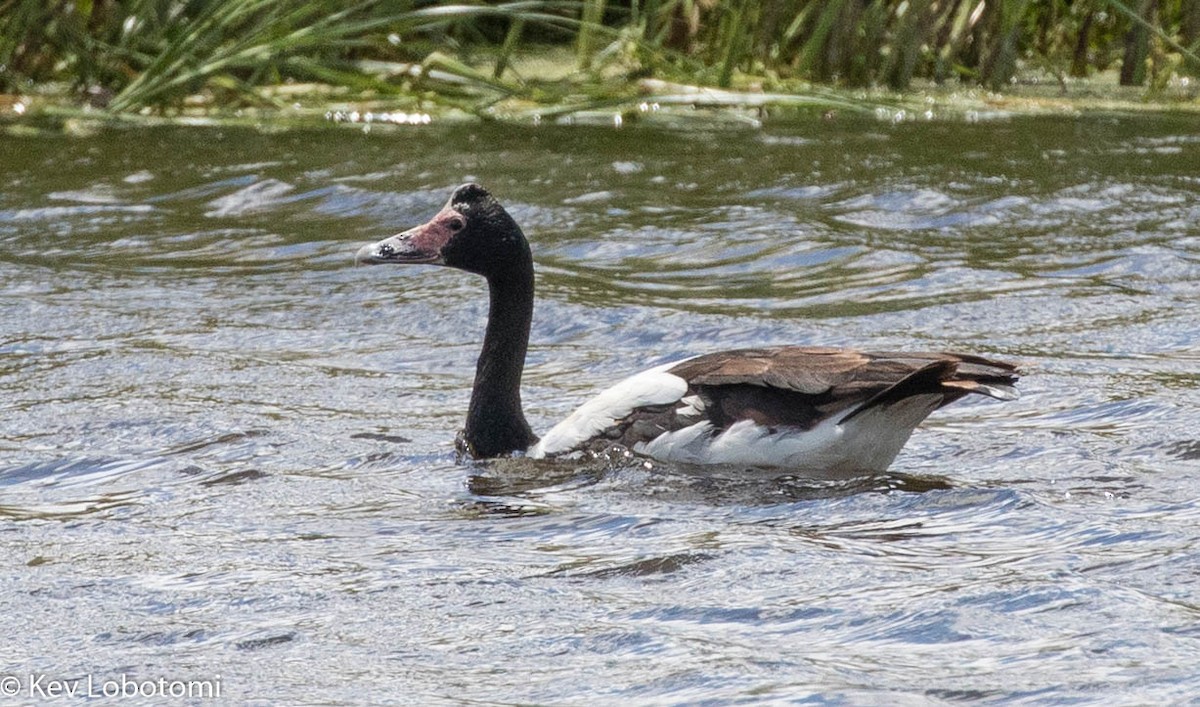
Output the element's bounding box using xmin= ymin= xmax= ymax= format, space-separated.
xmin=636 ymin=393 xmax=944 ymax=474
xmin=529 ymin=361 xmax=690 ymax=458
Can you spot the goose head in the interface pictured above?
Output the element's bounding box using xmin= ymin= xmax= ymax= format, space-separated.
xmin=355 ymin=183 xmax=530 ymax=278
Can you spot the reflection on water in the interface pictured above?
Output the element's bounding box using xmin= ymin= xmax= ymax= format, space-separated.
xmin=2 ymin=116 xmax=1199 ymax=702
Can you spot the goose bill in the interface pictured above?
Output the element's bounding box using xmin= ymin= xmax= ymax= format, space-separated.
xmin=355 ymin=212 xmax=458 ymax=266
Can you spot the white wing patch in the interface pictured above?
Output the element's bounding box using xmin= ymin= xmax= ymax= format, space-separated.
xmin=676 ymin=394 xmax=705 ymax=418
xmin=528 ymin=361 xmax=690 ymax=458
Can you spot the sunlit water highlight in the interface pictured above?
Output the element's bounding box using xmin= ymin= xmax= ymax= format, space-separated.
xmin=2 ymin=116 xmax=1199 ymax=702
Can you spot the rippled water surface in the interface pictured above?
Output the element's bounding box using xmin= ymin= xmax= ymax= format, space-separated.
xmin=3 ymin=116 xmax=1200 ymax=703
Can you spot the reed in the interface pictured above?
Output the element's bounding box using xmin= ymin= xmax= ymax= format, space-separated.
xmin=2 ymin=0 xmax=1197 ymax=114
xmin=0 ymin=1 xmax=585 ymax=111
xmin=628 ymin=0 xmax=1198 ymax=89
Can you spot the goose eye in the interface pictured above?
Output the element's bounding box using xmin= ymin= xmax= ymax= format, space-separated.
xmin=448 ymin=217 xmax=465 ymax=232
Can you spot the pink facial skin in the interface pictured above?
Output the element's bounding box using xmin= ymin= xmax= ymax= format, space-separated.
xmin=405 ymin=207 xmax=464 ymax=258
xmin=356 ymin=207 xmax=465 ymax=265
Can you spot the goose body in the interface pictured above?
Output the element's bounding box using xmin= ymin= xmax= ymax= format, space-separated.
xmin=356 ymin=184 xmax=1018 ymax=473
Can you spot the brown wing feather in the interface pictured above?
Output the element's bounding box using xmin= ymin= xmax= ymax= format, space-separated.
xmin=672 ymin=347 xmax=1016 ymax=392
xmin=667 ymin=346 xmax=1018 ymax=430
xmin=669 ymin=347 xmax=874 ymax=394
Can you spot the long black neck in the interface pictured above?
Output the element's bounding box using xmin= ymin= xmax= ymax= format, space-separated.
xmin=461 ymin=260 xmax=537 ymax=458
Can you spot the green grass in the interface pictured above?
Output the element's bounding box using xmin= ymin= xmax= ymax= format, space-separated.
xmin=1 ymin=0 xmax=1197 ymax=115
xmin=0 ymin=1 xmax=586 ymax=111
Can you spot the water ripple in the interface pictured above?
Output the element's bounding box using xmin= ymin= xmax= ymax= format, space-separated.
xmin=1 ymin=119 xmax=1199 ymax=703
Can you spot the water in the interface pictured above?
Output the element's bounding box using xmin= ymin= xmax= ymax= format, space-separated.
xmin=2 ymin=115 xmax=1199 ymax=703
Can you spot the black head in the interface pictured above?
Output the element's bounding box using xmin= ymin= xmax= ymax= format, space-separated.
xmin=355 ymin=183 xmax=531 ymax=278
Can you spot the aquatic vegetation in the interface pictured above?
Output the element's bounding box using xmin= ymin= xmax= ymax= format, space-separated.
xmin=0 ymin=0 xmax=1197 ymax=115
xmin=624 ymin=0 xmax=1200 ymax=90
xmin=0 ymin=1 xmax=579 ymax=111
